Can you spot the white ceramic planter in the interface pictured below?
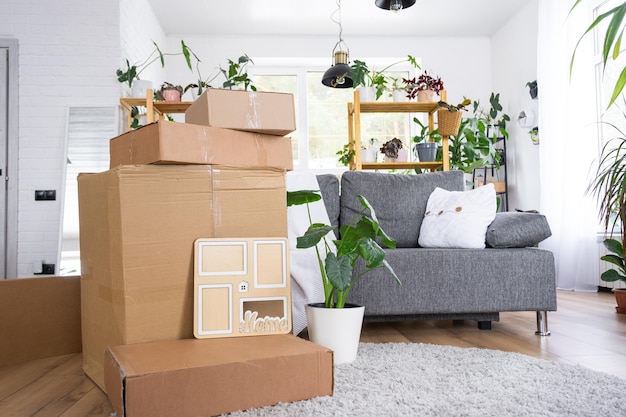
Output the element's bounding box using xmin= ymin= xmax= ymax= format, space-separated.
xmin=305 ymin=303 xmax=365 ymax=364
xmin=384 ymin=148 xmax=408 ymax=163
xmin=358 ymin=86 xmax=376 ymax=102
xmin=392 ymin=90 xmax=406 ymax=102
xmin=132 ymin=80 xmax=152 ymax=98
xmin=361 ymin=148 xmax=377 ymax=163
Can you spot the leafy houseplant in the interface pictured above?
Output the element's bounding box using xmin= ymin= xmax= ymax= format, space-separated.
xmin=526 ymin=80 xmax=538 ymax=99
xmin=286 ymin=190 xmax=400 ymax=309
xmin=404 ymin=70 xmax=444 ymax=101
xmin=336 ymin=141 xmax=356 ymax=167
xmin=220 ymin=54 xmax=256 ymax=91
xmin=351 ymin=55 xmax=420 ymax=101
xmin=412 ymin=116 xmax=442 ymax=163
xmin=157 ymin=82 xmax=183 ymax=102
xmin=380 ymin=138 xmax=404 ymax=160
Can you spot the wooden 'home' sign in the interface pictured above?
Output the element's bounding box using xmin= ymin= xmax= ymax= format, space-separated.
xmin=193 ymin=238 xmax=291 ymax=338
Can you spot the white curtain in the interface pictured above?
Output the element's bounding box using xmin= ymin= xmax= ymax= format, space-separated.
xmin=537 ymin=0 xmax=599 ymax=291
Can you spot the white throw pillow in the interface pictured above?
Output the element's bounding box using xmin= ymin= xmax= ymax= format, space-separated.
xmin=418 ymin=184 xmax=497 ymax=249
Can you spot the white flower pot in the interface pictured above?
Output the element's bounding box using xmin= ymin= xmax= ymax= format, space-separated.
xmin=384 ymin=148 xmax=408 ymax=163
xmin=392 ymin=90 xmax=406 ymax=102
xmin=361 ymin=148 xmax=377 ymax=163
xmin=131 ymin=80 xmax=152 ymax=98
xmin=358 ymin=86 xmax=376 ymax=102
xmin=305 ymin=303 xmax=365 ymax=364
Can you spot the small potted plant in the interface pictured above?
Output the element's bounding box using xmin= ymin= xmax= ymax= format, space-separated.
xmin=437 ymin=98 xmax=471 ymax=136
xmin=220 ymin=54 xmax=256 ymax=91
xmin=526 ymin=80 xmax=538 ymax=99
xmin=336 ymin=141 xmax=356 ymax=167
xmin=157 ymin=82 xmax=183 ymax=102
xmin=286 ymin=189 xmax=400 ymax=363
xmin=362 ymin=137 xmax=378 ymax=162
xmin=404 ymin=70 xmax=444 ymax=102
xmin=380 ymin=138 xmax=407 ymax=162
xmin=412 ymin=117 xmax=441 ymax=162
xmin=388 ymin=77 xmax=407 ymax=102
xmin=529 ymin=126 xmax=539 ymax=145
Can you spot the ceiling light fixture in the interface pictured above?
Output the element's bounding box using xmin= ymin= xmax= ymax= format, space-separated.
xmin=375 ymin=0 xmax=416 ymax=13
xmin=322 ymin=0 xmax=355 ymax=88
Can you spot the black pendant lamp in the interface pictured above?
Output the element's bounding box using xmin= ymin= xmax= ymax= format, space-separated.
xmin=322 ymin=0 xmax=355 ymax=88
xmin=375 ymin=0 xmax=416 ymax=12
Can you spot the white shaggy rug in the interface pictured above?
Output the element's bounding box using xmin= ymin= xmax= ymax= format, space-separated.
xmin=224 ymin=342 xmax=626 ymax=417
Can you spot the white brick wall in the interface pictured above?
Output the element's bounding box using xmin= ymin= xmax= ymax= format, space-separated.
xmin=3 ymin=0 xmax=120 ymax=276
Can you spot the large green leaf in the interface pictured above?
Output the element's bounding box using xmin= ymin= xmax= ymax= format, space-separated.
xmin=604 ymin=238 xmax=624 ymax=256
xmin=296 ymin=223 xmax=335 ymax=249
xmin=325 ymin=253 xmax=353 ymax=291
xmin=286 ymin=190 xmax=321 ymax=207
xmin=601 ymin=268 xmax=626 ymax=282
xmin=357 ymin=238 xmax=385 ymax=269
xmin=601 ymin=254 xmax=625 ymax=270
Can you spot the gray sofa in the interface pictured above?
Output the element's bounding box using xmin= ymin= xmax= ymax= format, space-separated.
xmin=316 ymin=170 xmax=557 ymax=335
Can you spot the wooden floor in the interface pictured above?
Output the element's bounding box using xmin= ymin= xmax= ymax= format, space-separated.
xmin=1 ymin=290 xmax=625 ymax=417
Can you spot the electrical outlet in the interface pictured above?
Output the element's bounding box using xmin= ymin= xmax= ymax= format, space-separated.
xmin=34 ymin=190 xmax=57 ymax=201
xmin=42 ymin=264 xmax=55 ymax=274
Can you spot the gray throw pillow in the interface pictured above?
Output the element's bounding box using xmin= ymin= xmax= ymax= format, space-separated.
xmin=486 ymin=212 xmax=552 ymax=248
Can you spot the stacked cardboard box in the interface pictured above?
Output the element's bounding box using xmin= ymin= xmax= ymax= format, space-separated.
xmin=78 ymin=89 xmax=333 ymax=416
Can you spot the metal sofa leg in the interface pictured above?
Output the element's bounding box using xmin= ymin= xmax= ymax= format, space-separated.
xmin=535 ymin=311 xmax=551 ymax=336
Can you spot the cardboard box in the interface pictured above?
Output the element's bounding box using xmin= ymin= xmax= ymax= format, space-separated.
xmin=104 ymin=335 xmax=333 ymax=417
xmin=185 ymin=88 xmax=296 ymax=136
xmin=0 ymin=276 xmax=81 ymax=366
xmin=109 ymin=120 xmax=293 ymax=170
xmin=78 ymin=164 xmax=288 ymax=389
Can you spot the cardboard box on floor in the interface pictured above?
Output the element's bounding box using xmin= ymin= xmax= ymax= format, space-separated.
xmin=104 ymin=335 xmax=333 ymax=417
xmin=109 ymin=120 xmax=293 ymax=170
xmin=185 ymin=88 xmax=296 ymax=136
xmin=0 ymin=276 xmax=81 ymax=366
xmin=78 ymin=164 xmax=288 ymax=390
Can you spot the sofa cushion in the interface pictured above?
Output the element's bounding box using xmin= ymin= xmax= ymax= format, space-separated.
xmin=486 ymin=212 xmax=552 ymax=248
xmin=418 ymin=184 xmax=497 ymax=249
xmin=340 ymin=170 xmax=464 ymax=248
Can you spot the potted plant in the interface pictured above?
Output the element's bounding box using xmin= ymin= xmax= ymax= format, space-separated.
xmin=286 ymin=190 xmax=400 ymax=363
xmin=412 ymin=116 xmax=441 ymax=162
xmin=388 ymin=77 xmax=407 ymax=102
xmin=404 ymin=70 xmax=444 ymax=102
xmin=351 ymin=55 xmax=420 ymax=101
xmin=220 ymin=54 xmax=256 ymax=91
xmin=437 ymin=98 xmax=471 ymax=136
xmin=362 ymin=137 xmax=378 ymax=162
xmin=529 ymin=126 xmax=539 ymax=145
xmin=336 ymin=141 xmax=356 ymax=167
xmin=380 ymin=138 xmax=407 ymax=162
xmin=526 ymin=80 xmax=538 ymax=99
xmin=157 ymin=82 xmax=183 ymax=102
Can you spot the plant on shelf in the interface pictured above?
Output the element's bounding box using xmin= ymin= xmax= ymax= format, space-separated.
xmin=412 ymin=116 xmax=442 ymax=165
xmin=526 ymin=80 xmax=538 ymax=99
xmin=379 ymin=138 xmax=404 ymax=159
xmin=286 ymin=190 xmax=400 ymax=309
xmin=336 ymin=141 xmax=356 ymax=167
xmin=351 ymin=55 xmax=420 ymax=100
xmin=220 ymin=54 xmax=257 ymax=91
xmin=156 ymin=82 xmax=184 ymax=102
xmin=404 ymin=70 xmax=444 ymax=101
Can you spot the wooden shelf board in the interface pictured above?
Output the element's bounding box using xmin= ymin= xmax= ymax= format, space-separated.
xmin=361 ymin=161 xmax=443 ymax=170
xmin=358 ymin=102 xmax=439 ymax=113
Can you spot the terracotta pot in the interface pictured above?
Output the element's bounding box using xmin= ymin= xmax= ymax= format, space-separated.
xmin=162 ymin=89 xmax=181 ymax=102
xmin=613 ymin=288 xmax=626 ymax=314
xmin=417 ymin=89 xmax=436 ymax=102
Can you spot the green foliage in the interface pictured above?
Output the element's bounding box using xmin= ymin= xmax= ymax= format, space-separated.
xmin=286 ymin=191 xmax=400 ymax=308
xmin=336 ymin=141 xmax=356 ymax=166
xmin=570 ymin=1 xmax=626 ymax=108
xmin=350 ymin=55 xmax=421 ymax=100
xmin=600 ymin=238 xmax=626 ymax=283
xmin=220 ymin=54 xmax=257 ymax=91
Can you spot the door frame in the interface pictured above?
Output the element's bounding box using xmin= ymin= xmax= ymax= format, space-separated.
xmin=1 ymin=38 xmax=19 ymax=279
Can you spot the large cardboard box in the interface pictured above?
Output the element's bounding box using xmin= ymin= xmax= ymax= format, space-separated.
xmin=78 ymin=164 xmax=288 ymax=390
xmin=185 ymin=88 xmax=296 ymax=136
xmin=0 ymin=276 xmax=81 ymax=366
xmin=109 ymin=120 xmax=293 ymax=170
xmin=104 ymin=335 xmax=333 ymax=417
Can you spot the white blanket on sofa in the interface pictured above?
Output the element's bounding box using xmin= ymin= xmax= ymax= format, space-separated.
xmin=286 ymin=172 xmax=333 ymax=335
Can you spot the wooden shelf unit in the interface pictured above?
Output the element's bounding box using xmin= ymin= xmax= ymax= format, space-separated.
xmin=347 ymin=90 xmax=450 ymax=171
xmin=119 ymin=89 xmax=193 ymax=130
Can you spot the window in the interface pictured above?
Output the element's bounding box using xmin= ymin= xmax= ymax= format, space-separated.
xmin=251 ymin=59 xmax=419 ymax=171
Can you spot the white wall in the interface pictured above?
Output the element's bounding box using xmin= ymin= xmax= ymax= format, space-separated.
xmin=492 ymin=0 xmax=540 ymax=211
xmin=1 ymin=0 xmax=120 ymax=277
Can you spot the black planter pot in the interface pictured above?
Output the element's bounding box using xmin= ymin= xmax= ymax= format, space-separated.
xmin=529 ymin=86 xmax=538 ymax=99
